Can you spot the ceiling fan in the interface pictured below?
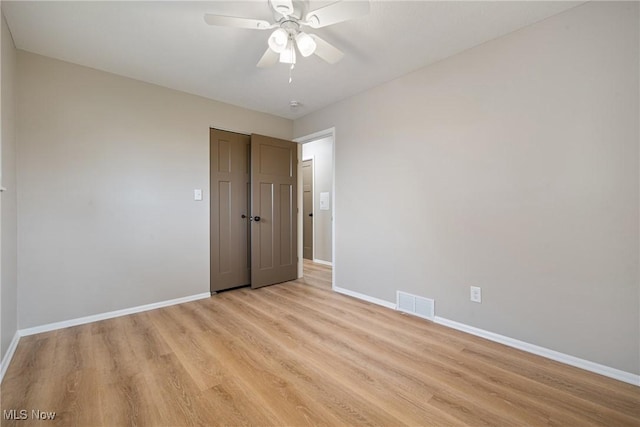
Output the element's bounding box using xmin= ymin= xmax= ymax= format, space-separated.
xmin=204 ymin=0 xmax=370 ymax=69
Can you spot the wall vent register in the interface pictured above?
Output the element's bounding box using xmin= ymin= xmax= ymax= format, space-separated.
xmin=396 ymin=291 xmax=435 ymax=320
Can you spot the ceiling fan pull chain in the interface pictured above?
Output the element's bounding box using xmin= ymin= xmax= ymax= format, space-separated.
xmin=289 ymin=63 xmax=294 ymax=83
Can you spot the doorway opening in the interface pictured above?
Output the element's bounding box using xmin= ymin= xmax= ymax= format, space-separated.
xmin=295 ymin=128 xmax=335 ymax=289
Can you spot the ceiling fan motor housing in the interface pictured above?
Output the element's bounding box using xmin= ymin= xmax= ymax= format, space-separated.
xmin=281 ymin=20 xmax=300 ymax=34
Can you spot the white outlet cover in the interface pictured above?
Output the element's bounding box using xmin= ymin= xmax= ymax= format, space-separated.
xmin=470 ymin=286 xmax=482 ymax=303
xmin=194 ymin=189 xmax=203 ymax=201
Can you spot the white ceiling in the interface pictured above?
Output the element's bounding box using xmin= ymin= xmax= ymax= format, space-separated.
xmin=3 ymin=1 xmax=583 ymax=120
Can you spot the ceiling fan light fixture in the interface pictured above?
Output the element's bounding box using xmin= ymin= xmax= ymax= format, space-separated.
xmin=204 ymin=0 xmax=368 ymax=73
xmin=279 ymin=39 xmax=296 ymax=64
xmin=295 ymin=32 xmax=316 ymax=57
xmin=268 ymin=28 xmax=288 ymax=53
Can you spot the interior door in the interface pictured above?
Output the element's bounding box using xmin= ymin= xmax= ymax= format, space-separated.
xmin=250 ymin=134 xmax=298 ymax=288
xmin=302 ymin=159 xmax=313 ymax=260
xmin=210 ymin=129 xmax=251 ymax=292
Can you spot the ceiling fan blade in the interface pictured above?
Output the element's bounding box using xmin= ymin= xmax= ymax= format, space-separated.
xmin=310 ymin=35 xmax=344 ymax=64
xmin=204 ymin=14 xmax=273 ymax=30
xmin=269 ymin=0 xmax=295 ymax=16
xmin=257 ymin=48 xmax=279 ymax=68
xmin=304 ymin=1 xmax=370 ymax=29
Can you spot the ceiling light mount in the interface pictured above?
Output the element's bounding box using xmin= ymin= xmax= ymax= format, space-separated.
xmin=289 ymin=100 xmax=302 ymax=110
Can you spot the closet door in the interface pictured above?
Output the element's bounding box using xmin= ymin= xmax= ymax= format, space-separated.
xmin=210 ymin=129 xmax=251 ymax=292
xmin=250 ymin=134 xmax=298 ymax=288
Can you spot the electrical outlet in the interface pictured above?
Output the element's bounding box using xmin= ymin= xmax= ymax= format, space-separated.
xmin=470 ymin=286 xmax=482 ymax=303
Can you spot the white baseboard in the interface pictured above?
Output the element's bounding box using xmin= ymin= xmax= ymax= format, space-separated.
xmin=433 ymin=316 xmax=639 ymax=386
xmin=0 ymin=331 xmax=21 ymax=383
xmin=330 ymin=286 xmax=639 ymax=387
xmin=19 ymin=292 xmax=211 ymax=337
xmin=7 ymin=285 xmax=639 ymax=387
xmin=333 ymin=286 xmax=396 ymax=310
xmin=312 ymin=259 xmax=333 ymax=267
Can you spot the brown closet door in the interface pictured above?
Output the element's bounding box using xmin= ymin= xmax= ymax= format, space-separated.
xmin=250 ymin=134 xmax=298 ymax=288
xmin=210 ymin=129 xmax=251 ymax=292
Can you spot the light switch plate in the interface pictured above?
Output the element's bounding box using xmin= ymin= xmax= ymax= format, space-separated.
xmin=194 ymin=189 xmax=203 ymax=201
xmin=320 ymin=192 xmax=330 ymax=210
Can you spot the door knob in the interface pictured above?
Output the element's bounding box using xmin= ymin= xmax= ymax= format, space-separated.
xmin=254 ymin=216 xmax=261 ymax=222
xmin=241 ymin=214 xmax=247 ymax=219
xmin=308 ymin=213 xmax=313 ymax=217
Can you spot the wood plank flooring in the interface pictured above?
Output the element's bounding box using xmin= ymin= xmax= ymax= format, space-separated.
xmin=2 ymin=260 xmax=639 ymax=426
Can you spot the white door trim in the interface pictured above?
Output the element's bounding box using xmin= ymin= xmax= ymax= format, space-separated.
xmin=294 ymin=128 xmax=335 ymax=287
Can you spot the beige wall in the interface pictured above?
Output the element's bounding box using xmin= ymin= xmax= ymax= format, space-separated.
xmin=294 ymin=1 xmax=639 ymax=374
xmin=1 ymin=11 xmax=18 ymax=360
xmin=302 ymin=137 xmax=333 ymax=263
xmin=17 ymin=52 xmax=292 ymax=328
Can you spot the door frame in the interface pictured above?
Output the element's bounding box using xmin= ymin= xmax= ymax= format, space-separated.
xmin=294 ymin=128 xmax=335 ymax=288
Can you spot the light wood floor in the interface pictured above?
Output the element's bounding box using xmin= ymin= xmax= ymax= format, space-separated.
xmin=2 ymin=260 xmax=639 ymax=426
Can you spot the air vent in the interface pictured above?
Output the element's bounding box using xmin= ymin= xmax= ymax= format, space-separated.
xmin=396 ymin=291 xmax=435 ymax=320
xmin=398 ymin=292 xmax=414 ymax=312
